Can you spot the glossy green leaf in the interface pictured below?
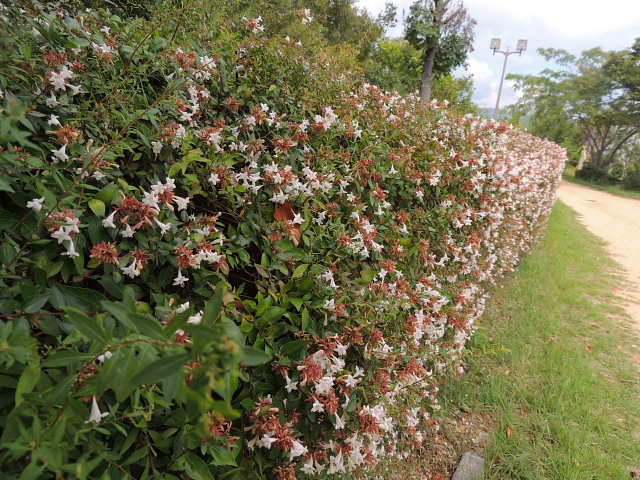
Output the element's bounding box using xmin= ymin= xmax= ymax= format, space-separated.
xmin=62 ymin=307 xmax=110 ymax=345
xmin=130 ymin=353 xmax=190 ymax=386
xmin=239 ymin=346 xmax=271 ymax=366
xmin=88 ymin=199 xmax=106 ymax=217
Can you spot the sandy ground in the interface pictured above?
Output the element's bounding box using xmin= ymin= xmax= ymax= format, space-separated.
xmin=557 ymin=181 xmax=640 ymax=329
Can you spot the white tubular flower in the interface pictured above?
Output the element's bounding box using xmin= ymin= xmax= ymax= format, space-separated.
xmin=62 ymin=240 xmax=79 ymax=258
xmin=187 ymin=310 xmax=203 ymax=325
xmin=311 ymin=399 xmax=325 ymax=413
xmin=48 ymin=71 xmax=68 ymax=91
xmin=45 ymin=93 xmax=59 ymax=108
xmin=47 ymin=114 xmax=61 ymax=126
xmin=301 ymin=458 xmax=316 ymax=475
xmin=51 ymin=227 xmax=71 ymax=244
xmin=142 ymin=191 xmax=160 ymax=211
xmin=155 ymin=218 xmax=171 ymax=236
xmin=288 ymin=439 xmax=308 ymax=460
xmin=26 ymin=197 xmax=45 ymax=212
xmin=85 ymin=395 xmax=109 ymax=424
xmin=176 ymin=301 xmax=190 ymax=313
xmin=257 ymin=435 xmax=277 ymax=449
xmin=151 ymin=140 xmax=163 ymax=156
xmin=120 ymin=224 xmax=135 ymax=238
xmin=334 ymin=413 xmax=345 ymax=430
xmin=102 ymin=210 xmax=117 ymax=229
xmin=284 ymin=374 xmax=298 ymax=393
xmin=121 ymin=260 xmax=141 ymax=279
xmin=51 ymin=144 xmax=69 ymax=162
xmin=173 ymin=195 xmax=190 ymax=211
xmin=173 ymin=269 xmax=188 ymax=287
xmin=68 ymin=84 xmax=82 ymax=96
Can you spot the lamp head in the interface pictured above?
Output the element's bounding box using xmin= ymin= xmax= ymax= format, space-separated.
xmin=516 ymin=39 xmax=528 ymax=53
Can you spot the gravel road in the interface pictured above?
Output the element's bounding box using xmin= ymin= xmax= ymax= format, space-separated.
xmin=557 ymin=181 xmax=640 ymax=328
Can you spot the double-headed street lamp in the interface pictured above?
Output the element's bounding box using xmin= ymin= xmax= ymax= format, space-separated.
xmin=490 ymin=38 xmax=527 ymax=118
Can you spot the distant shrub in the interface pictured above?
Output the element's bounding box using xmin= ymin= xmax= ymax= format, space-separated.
xmin=576 ymin=163 xmax=608 ymax=183
xmin=623 ymin=164 xmax=640 ymax=190
xmin=0 ymin=2 xmax=566 ymax=479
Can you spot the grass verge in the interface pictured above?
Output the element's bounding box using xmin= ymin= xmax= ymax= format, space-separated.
xmin=562 ymin=165 xmax=640 ymax=201
xmin=441 ymin=201 xmax=640 ymax=479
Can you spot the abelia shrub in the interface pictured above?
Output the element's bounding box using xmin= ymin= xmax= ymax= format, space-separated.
xmin=0 ymin=2 xmax=566 ymax=479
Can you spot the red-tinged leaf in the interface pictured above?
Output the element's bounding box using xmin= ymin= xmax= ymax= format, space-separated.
xmin=274 ymin=201 xmax=294 ymax=221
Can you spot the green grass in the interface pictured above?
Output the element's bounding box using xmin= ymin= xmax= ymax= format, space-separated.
xmin=563 ymin=165 xmax=640 ymax=201
xmin=441 ymin=201 xmax=640 ymax=479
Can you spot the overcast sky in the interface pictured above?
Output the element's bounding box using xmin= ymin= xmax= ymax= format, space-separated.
xmin=357 ymin=0 xmax=640 ymax=108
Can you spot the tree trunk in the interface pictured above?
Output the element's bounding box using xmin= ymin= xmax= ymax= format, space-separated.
xmin=419 ymin=45 xmax=438 ymax=102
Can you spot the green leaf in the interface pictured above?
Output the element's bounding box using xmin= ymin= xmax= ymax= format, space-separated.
xmin=220 ymin=318 xmax=244 ymax=345
xmin=210 ymin=445 xmax=238 ymax=466
xmin=18 ymin=460 xmax=44 ymax=480
xmin=280 ymin=340 xmax=307 ymax=361
xmin=101 ymin=300 xmax=165 ymax=339
xmin=257 ymin=306 xmax=286 ymax=327
xmin=63 ymin=307 xmax=110 ymax=345
xmin=47 ymin=374 xmax=75 ymax=405
xmin=50 ymin=285 xmax=107 ymax=311
xmin=95 ymin=344 xmax=156 ymax=401
xmin=202 ymin=285 xmax=225 ymax=326
xmin=95 ymin=183 xmax=120 ymax=205
xmin=291 ymin=263 xmax=309 ymax=279
xmin=0 ymin=242 xmax=15 ymax=264
xmin=213 ymin=371 xmax=238 ymax=402
xmin=239 ymin=346 xmax=271 ymax=366
xmin=101 ymin=300 xmax=136 ymax=330
xmin=128 ymin=312 xmax=167 ymax=340
xmin=0 ymin=178 xmax=14 ymax=193
xmin=122 ymin=446 xmax=149 ymax=466
xmin=130 ymin=353 xmax=190 ymax=386
xmin=43 ymin=350 xmax=94 ymax=367
xmin=0 ymin=374 xmax=17 ymax=388
xmin=88 ymin=199 xmax=106 ymax=217
xmin=24 ymin=293 xmax=50 ymax=314
xmin=161 ymin=371 xmax=183 ymax=403
xmin=0 ymin=208 xmax=21 ymax=231
xmin=168 ymin=149 xmax=209 ymax=177
xmin=119 ymin=428 xmax=139 ymax=456
xmin=357 ymin=268 xmax=377 ymax=284
xmin=15 ymin=362 xmax=40 ymax=406
xmin=182 ymin=452 xmax=214 ymax=480
xmin=185 ymin=324 xmax=221 ymax=342
xmin=289 ymin=297 xmax=304 ymax=311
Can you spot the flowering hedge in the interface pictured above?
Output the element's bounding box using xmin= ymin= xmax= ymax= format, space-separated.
xmin=0 ymin=3 xmax=566 ymax=480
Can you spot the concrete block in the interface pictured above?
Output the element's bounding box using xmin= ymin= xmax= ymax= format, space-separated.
xmin=452 ymin=452 xmax=485 ymax=480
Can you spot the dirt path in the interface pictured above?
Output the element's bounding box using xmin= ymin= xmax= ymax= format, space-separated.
xmin=557 ymin=181 xmax=640 ymax=329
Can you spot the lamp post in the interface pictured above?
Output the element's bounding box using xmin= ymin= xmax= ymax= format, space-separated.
xmin=490 ymin=38 xmax=527 ymax=118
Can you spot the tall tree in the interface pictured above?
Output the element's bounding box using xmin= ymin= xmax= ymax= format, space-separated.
xmin=604 ymin=38 xmax=640 ymax=121
xmin=404 ymin=0 xmax=476 ymax=102
xmin=365 ymin=38 xmax=422 ymax=94
xmin=376 ymin=1 xmax=399 ymax=34
xmin=510 ymin=47 xmax=640 ymax=180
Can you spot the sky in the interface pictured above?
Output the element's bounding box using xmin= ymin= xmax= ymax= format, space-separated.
xmin=357 ymin=0 xmax=640 ymax=108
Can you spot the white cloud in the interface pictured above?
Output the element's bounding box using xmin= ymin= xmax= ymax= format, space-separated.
xmin=464 ymin=0 xmax=640 ymax=39
xmin=467 ymin=57 xmax=493 ymax=82
xmin=357 ymin=0 xmax=640 ymax=108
